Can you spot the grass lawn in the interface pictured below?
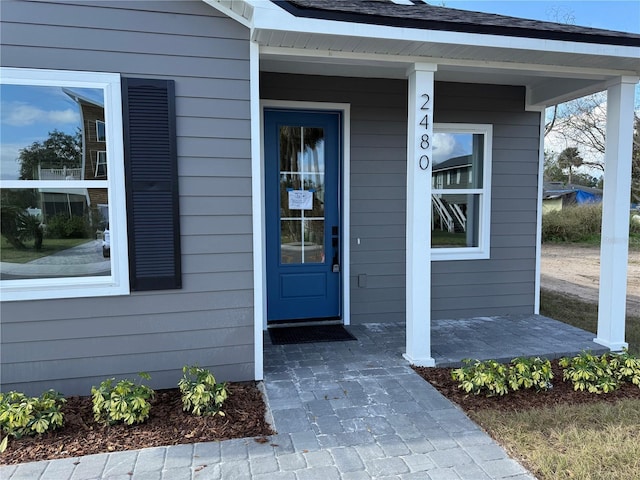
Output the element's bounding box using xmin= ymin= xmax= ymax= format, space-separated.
xmin=0 ymin=237 xmax=92 ymax=263
xmin=540 ymin=288 xmax=640 ymax=355
xmin=466 ymin=289 xmax=640 ymax=480
xmin=471 ymin=399 xmax=640 ymax=480
xmin=432 ymin=229 xmax=467 ymax=247
xmin=544 ymin=233 xmax=640 ymax=251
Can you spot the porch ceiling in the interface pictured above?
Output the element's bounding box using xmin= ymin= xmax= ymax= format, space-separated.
xmin=257 ymin=28 xmax=639 ymax=107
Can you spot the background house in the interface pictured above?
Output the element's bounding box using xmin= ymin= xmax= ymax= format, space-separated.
xmin=543 ymin=181 xmax=603 ymax=213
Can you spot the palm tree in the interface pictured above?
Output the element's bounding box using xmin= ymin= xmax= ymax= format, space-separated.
xmin=557 ymin=147 xmax=583 ymax=185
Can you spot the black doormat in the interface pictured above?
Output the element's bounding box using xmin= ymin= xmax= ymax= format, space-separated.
xmin=268 ymin=324 xmax=357 ymax=345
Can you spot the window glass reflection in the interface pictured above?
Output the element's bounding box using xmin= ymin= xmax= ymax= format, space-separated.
xmin=432 ymin=133 xmax=484 ymax=189
xmin=0 ymin=85 xmax=106 ymax=181
xmin=0 ymin=188 xmax=110 ymax=279
xmin=431 ymin=193 xmax=481 ymax=248
xmin=278 ymin=126 xmax=325 ymax=265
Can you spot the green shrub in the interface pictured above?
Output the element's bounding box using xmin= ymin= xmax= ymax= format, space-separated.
xmin=0 ymin=390 xmax=66 ymax=452
xmin=559 ymin=351 xmax=619 ymax=394
xmin=451 ymin=359 xmax=510 ymax=396
xmin=178 ymin=365 xmax=228 ymax=416
xmin=46 ymin=214 xmax=89 ymax=239
xmin=91 ymin=373 xmax=155 ymax=425
xmin=608 ymin=348 xmax=640 ymax=387
xmin=452 ymin=357 xmax=554 ymax=397
xmin=542 ymin=204 xmax=602 ymax=243
xmin=508 ymin=357 xmax=554 ymax=392
xmin=630 ymin=214 xmax=640 ymax=235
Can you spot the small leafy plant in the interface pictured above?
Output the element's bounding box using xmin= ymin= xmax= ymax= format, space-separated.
xmin=0 ymin=390 xmax=66 ymax=452
xmin=451 ymin=359 xmax=510 ymax=396
xmin=608 ymin=348 xmax=640 ymax=387
xmin=508 ymin=356 xmax=554 ymax=392
xmin=559 ymin=351 xmax=619 ymax=394
xmin=179 ymin=365 xmax=228 ymax=416
xmin=91 ymin=373 xmax=155 ymax=425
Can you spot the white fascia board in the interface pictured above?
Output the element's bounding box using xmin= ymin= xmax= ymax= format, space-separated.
xmin=248 ymin=1 xmax=640 ymax=62
xmin=202 ymin=0 xmax=253 ymax=28
xmin=259 ymin=45 xmax=635 ymax=80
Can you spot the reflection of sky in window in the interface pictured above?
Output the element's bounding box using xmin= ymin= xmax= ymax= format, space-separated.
xmin=0 ymin=85 xmax=102 ymax=180
xmin=432 ymin=133 xmax=473 ymax=167
xmin=298 ymin=139 xmax=325 ymax=173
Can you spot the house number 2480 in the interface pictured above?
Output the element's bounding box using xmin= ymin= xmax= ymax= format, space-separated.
xmin=418 ymin=93 xmax=430 ymax=171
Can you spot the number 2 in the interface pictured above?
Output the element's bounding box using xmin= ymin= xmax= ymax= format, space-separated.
xmin=420 ymin=93 xmax=430 ymax=110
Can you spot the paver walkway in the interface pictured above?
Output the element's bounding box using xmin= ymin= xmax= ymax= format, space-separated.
xmin=2 ymin=315 xmax=605 ymax=479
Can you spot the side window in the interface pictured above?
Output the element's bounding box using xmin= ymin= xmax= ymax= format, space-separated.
xmin=96 ymin=120 xmax=106 ymax=142
xmin=431 ymin=124 xmax=492 ymax=260
xmin=0 ymin=68 xmax=129 ymax=300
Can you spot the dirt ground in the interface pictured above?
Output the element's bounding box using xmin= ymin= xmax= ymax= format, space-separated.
xmin=541 ymin=244 xmax=640 ymax=316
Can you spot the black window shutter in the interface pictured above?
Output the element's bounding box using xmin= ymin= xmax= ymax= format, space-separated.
xmin=122 ymin=78 xmax=182 ymax=291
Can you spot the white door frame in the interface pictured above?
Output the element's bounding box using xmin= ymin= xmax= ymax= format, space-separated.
xmin=257 ymin=100 xmax=352 ymax=330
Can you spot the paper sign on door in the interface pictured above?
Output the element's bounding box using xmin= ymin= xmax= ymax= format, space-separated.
xmin=288 ymin=190 xmax=313 ymax=210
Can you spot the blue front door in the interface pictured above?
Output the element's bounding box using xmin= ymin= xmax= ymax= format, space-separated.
xmin=264 ymin=109 xmax=342 ymax=322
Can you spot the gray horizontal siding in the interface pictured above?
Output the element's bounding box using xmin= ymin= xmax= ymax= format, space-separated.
xmin=262 ymin=74 xmax=540 ymax=324
xmin=261 ymin=73 xmax=410 ymax=325
xmin=1 ymin=0 xmax=253 ymax=395
xmin=433 ymin=82 xmax=540 ymax=319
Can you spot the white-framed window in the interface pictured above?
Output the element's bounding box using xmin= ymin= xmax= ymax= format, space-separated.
xmin=431 ymin=123 xmax=492 ymax=260
xmin=96 ymin=120 xmax=106 ymax=142
xmin=95 ymin=151 xmax=107 ymax=177
xmin=0 ymin=67 xmax=129 ymax=301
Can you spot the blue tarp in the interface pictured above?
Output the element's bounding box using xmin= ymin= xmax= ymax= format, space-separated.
xmin=575 ymin=189 xmax=601 ymax=204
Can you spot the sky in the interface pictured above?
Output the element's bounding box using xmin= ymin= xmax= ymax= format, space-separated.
xmin=0 ymin=86 xmax=103 ymax=180
xmin=443 ymin=1 xmax=640 ymax=34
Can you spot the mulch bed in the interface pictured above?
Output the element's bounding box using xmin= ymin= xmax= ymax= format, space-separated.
xmin=1 ymin=382 xmax=273 ymax=465
xmin=413 ymin=360 xmax=640 ymax=413
xmin=5 ymin=362 xmax=640 ymax=466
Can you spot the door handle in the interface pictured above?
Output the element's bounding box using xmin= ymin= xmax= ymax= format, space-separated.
xmin=331 ymin=225 xmax=339 ymax=272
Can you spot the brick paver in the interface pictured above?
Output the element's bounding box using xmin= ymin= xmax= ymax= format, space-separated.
xmin=3 ymin=315 xmax=606 ymax=479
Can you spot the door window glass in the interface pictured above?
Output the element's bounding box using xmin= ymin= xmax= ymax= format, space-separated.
xmin=279 ymin=126 xmax=325 ymax=264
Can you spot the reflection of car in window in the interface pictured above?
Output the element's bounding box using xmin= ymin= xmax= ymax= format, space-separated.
xmin=102 ymin=228 xmax=110 ymax=258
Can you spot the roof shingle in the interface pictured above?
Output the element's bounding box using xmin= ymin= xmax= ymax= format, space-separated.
xmin=276 ymin=0 xmax=640 ymax=47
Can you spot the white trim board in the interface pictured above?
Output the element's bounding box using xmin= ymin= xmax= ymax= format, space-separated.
xmin=258 ymin=100 xmax=352 ymax=331
xmin=534 ymin=107 xmax=546 ymax=315
xmin=250 ymin=41 xmax=264 ymax=381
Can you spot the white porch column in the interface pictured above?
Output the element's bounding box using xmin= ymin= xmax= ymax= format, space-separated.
xmin=404 ymin=63 xmax=437 ymax=367
xmin=595 ymin=76 xmax=638 ymax=351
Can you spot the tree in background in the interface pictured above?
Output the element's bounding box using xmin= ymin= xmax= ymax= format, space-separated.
xmin=556 ymin=147 xmax=583 ymax=185
xmin=544 ymin=150 xmax=598 ymax=187
xmin=18 ymin=129 xmax=81 ymax=180
xmin=2 ymin=130 xmax=81 ymax=250
xmin=546 ymin=94 xmax=640 ymax=202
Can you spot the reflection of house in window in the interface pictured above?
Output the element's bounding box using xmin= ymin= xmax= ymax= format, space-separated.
xmin=432 ymin=155 xmax=472 ymax=189
xmin=63 ymin=88 xmax=108 ymax=217
xmin=431 ymin=126 xmax=490 ymax=257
